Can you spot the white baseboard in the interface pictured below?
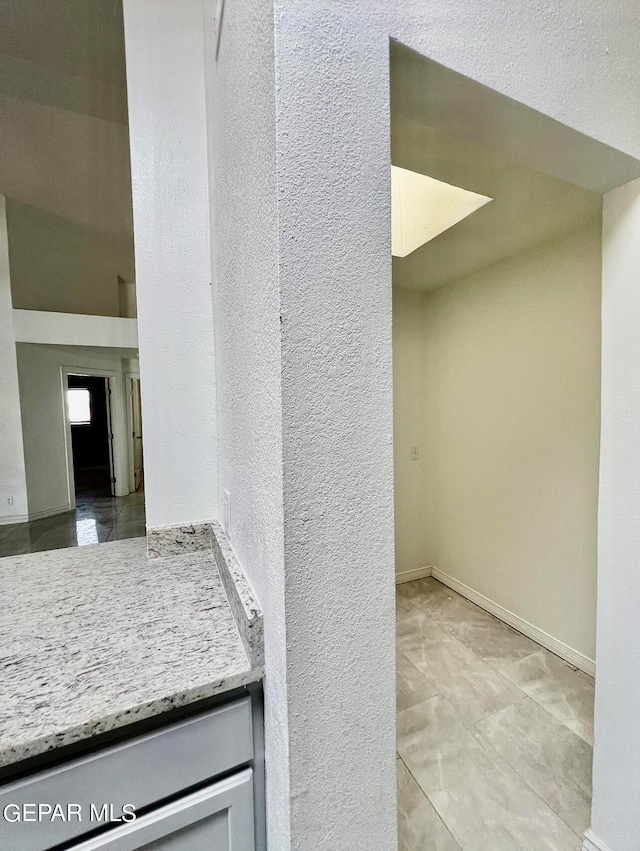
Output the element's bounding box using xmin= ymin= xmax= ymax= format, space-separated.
xmin=431 ymin=567 xmax=596 ymax=677
xmin=29 ymin=504 xmax=72 ymax=522
xmin=1 ymin=504 xmax=72 ymax=526
xmin=395 ymin=565 xmax=433 ymax=585
xmin=582 ymin=829 xmax=612 ymax=851
xmin=0 ymin=512 xmax=29 ymax=526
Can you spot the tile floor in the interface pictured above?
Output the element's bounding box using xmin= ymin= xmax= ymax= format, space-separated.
xmin=397 ymin=577 xmax=594 ymax=851
xmin=0 ymin=490 xmax=146 ymax=557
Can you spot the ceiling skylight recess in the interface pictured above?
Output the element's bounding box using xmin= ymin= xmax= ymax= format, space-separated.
xmin=391 ymin=165 xmax=492 ymax=257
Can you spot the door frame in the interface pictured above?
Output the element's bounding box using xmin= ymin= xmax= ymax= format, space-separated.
xmin=61 ymin=366 xmax=129 ymax=510
xmin=124 ymin=370 xmax=142 ymax=493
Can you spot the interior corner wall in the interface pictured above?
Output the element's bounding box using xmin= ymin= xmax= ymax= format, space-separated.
xmin=396 ymin=222 xmax=601 ymax=662
xmin=16 ymin=345 xmax=131 ymax=520
xmin=122 ymin=0 xmax=218 ymax=530
xmin=392 ymin=288 xmax=429 ymax=575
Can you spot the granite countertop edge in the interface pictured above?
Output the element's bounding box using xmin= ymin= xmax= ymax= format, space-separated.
xmin=0 ymin=537 xmax=264 ymax=773
xmin=0 ymin=664 xmax=263 ymax=770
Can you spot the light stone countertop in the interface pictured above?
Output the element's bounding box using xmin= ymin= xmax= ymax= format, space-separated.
xmin=0 ymin=538 xmax=262 ymax=769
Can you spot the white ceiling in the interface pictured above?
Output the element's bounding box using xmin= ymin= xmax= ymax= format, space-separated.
xmin=390 ymin=43 xmax=640 ymax=293
xmin=0 ymin=0 xmax=133 ymax=275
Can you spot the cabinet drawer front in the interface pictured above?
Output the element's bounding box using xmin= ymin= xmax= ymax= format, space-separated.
xmin=72 ymin=769 xmax=254 ymax=851
xmin=0 ymin=698 xmax=252 ymax=851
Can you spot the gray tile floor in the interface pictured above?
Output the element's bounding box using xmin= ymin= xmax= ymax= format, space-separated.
xmin=0 ymin=491 xmax=146 ymax=557
xmin=397 ymin=578 xmax=594 ymax=851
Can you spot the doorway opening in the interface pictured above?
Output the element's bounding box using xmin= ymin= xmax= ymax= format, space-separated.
xmin=390 ymin=42 xmax=640 ymax=849
xmin=67 ymin=374 xmax=115 ymax=500
xmin=127 ymin=376 xmax=144 ymax=493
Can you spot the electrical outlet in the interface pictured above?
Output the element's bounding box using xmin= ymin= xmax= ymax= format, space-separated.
xmin=223 ymin=489 xmax=231 ymax=538
xmin=410 ymin=446 xmax=420 ymax=461
xmin=7 ymin=496 xmax=13 ymax=507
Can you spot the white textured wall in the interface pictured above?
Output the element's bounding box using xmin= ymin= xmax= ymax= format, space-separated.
xmin=207 ymin=1 xmax=640 ymax=848
xmin=274 ymin=4 xmax=396 ymax=849
xmin=0 ymin=196 xmax=29 ymax=524
xmin=122 ymin=0 xmax=217 ymax=529
xmin=395 ymin=224 xmax=602 ymax=662
xmin=204 ymin=0 xmax=288 ymax=845
xmin=386 ymin=0 xmax=640 ymax=161
xmin=209 ymin=0 xmax=396 ymax=847
xmin=204 ymin=0 xmax=640 ymax=847
xmin=590 ymin=178 xmax=640 ymax=851
xmin=16 ymin=344 xmax=131 ymax=519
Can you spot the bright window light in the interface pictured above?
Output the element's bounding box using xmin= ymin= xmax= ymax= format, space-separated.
xmin=67 ymin=388 xmax=91 ymax=425
xmin=392 ymin=165 xmax=492 ymax=257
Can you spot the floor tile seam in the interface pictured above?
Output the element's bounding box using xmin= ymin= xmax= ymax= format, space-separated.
xmin=472 ymin=696 xmax=573 ymax=755
xmin=397 ymin=646 xmax=441 ymax=692
xmin=407 ymin=626 xmax=530 ymax=696
xmin=466 ymin=691 xmax=529 ymax=729
xmin=478 ymin=648 xmax=543 ymax=676
xmin=411 ymin=603 xmax=527 ymax=659
xmin=496 ymin=674 xmax=593 ymax=749
xmin=475 ymin=695 xmax=594 ymax=757
xmin=397 ymin=681 xmax=589 ymax=835
xmin=396 ymin=692 xmax=449 ymax=725
xmin=415 ymin=582 xmax=581 ymax=673
xmin=417 ymin=615 xmax=543 ymax=672
xmin=402 ymin=662 xmax=527 ymax=720
xmin=472 ymin=697 xmax=592 ymax=778
xmin=397 ymin=754 xmax=463 ymax=850
xmin=418 ymin=739 xmax=585 ymax=846
xmin=396 ymin=692 xmax=520 ymax=755
xmin=471 ymin=719 xmax=588 ymax=841
xmin=514 ymin=688 xmax=594 ymax=746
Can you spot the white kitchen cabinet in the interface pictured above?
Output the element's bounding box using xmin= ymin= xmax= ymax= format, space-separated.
xmin=71 ymin=769 xmax=254 ymax=851
xmin=0 ymin=692 xmax=263 ymax=851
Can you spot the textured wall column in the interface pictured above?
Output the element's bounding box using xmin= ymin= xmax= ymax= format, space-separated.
xmin=275 ymin=3 xmax=397 ymax=848
xmin=122 ymin=0 xmax=217 ymax=531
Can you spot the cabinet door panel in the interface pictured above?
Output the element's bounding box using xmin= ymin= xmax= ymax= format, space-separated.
xmin=0 ymin=698 xmax=252 ymax=851
xmin=135 ymin=810 xmax=227 ymax=849
xmin=73 ymin=769 xmax=254 ymax=851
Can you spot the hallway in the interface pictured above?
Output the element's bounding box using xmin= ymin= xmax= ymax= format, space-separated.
xmin=397 ymin=578 xmax=594 ymax=850
xmin=0 ymin=490 xmax=145 ymax=557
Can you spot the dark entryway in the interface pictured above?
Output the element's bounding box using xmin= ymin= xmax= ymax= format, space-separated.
xmin=67 ymin=375 xmax=113 ymax=498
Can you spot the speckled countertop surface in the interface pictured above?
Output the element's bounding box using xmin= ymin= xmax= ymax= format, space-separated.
xmin=0 ymin=538 xmax=262 ymax=769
